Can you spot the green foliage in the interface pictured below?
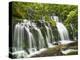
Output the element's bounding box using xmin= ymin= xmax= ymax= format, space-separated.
xmin=12 ymin=2 xmax=77 ymax=21
xmin=64 ymin=10 xmax=78 ymax=40
xmin=11 ymin=2 xmax=78 ymax=40
xmin=65 ymin=10 xmax=78 ymax=24
xmin=45 ymin=15 xmax=56 ymax=27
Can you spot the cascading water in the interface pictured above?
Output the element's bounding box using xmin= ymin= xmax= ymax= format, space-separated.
xmin=25 ymin=26 xmax=37 ymax=54
xmin=40 ymin=18 xmax=55 ymax=47
xmin=48 ymin=23 xmax=54 ymax=43
xmin=13 ymin=23 xmax=24 ymax=51
xmin=56 ymin=23 xmax=69 ymax=40
xmin=10 ymin=12 xmax=77 ymax=58
xmin=12 ymin=23 xmax=28 ymax=58
xmin=12 ymin=19 xmax=55 ymax=58
xmin=51 ymin=16 xmax=71 ymax=44
xmin=45 ymin=25 xmax=51 ymax=44
xmin=31 ymin=22 xmax=45 ymax=49
xmin=45 ymin=24 xmax=54 ymax=47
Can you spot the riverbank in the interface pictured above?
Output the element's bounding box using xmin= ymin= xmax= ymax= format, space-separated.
xmin=31 ymin=41 xmax=78 ymax=57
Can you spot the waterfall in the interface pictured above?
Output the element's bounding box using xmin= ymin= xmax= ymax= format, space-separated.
xmin=45 ymin=25 xmax=50 ymax=43
xmin=32 ymin=23 xmax=45 ymax=49
xmin=45 ymin=25 xmax=54 ymax=47
xmin=48 ymin=23 xmax=54 ymax=43
xmin=56 ymin=23 xmax=69 ymax=40
xmin=52 ymin=16 xmax=70 ymax=41
xmin=13 ymin=17 xmax=71 ymax=58
xmin=12 ymin=16 xmax=71 ymax=58
xmin=13 ymin=23 xmax=24 ymax=51
xmin=23 ymin=21 xmax=37 ymax=54
xmin=13 ymin=20 xmax=51 ymax=56
xmin=25 ymin=27 xmax=37 ymax=54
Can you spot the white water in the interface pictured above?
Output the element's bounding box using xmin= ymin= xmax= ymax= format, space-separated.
xmin=12 ymin=17 xmax=71 ymax=58
xmin=45 ymin=25 xmax=53 ymax=47
xmin=56 ymin=23 xmax=69 ymax=40
xmin=32 ymin=23 xmax=45 ymax=49
xmin=53 ymin=16 xmax=69 ymax=41
xmin=25 ymin=27 xmax=37 ymax=54
xmin=13 ymin=23 xmax=24 ymax=51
